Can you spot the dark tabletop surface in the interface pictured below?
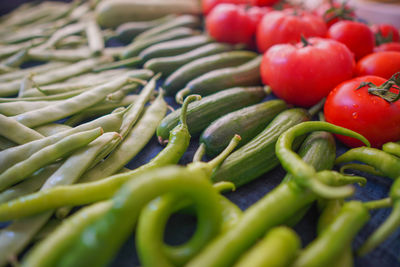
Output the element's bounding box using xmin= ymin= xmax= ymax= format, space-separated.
xmin=1 ymin=1 xmax=399 ymax=266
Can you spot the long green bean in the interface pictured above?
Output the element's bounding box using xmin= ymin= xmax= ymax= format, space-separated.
xmin=0 ymin=61 xmax=68 ymax=83
xmin=0 ymin=114 xmax=44 ymax=144
xmin=81 ymin=90 xmax=167 ymax=182
xmin=0 ymin=163 xmax=60 ymax=204
xmin=0 ymin=132 xmax=120 ymax=266
xmin=12 ymin=76 xmax=138 ymax=127
xmin=0 ymin=127 xmax=103 ymax=191
xmin=0 ymin=108 xmax=126 ymax=173
xmin=86 ymin=18 xmax=104 ymax=55
xmin=0 ymin=57 xmax=109 ymax=97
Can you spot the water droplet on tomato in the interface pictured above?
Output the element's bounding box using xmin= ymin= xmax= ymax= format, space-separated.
xmin=352 ymin=112 xmax=359 ymax=119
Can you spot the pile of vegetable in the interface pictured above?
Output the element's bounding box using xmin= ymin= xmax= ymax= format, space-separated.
xmin=0 ymin=0 xmax=399 ymax=266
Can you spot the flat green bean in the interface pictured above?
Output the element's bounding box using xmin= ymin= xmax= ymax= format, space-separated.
xmin=12 ymin=76 xmax=138 ymax=127
xmin=0 ymin=136 xmax=16 ymax=150
xmin=38 ymin=22 xmax=86 ymax=50
xmin=86 ymin=18 xmax=104 ymax=55
xmin=34 ymin=123 xmax=72 ymax=136
xmin=0 ymin=127 xmax=103 ymax=191
xmin=0 ymin=61 xmax=68 ymax=83
xmin=0 ymin=114 xmax=44 ymax=144
xmin=64 ymin=94 xmax=138 ymax=127
xmin=0 ymin=108 xmax=126 ymax=173
xmin=0 ymin=132 xmax=120 ymax=266
xmin=0 ymin=57 xmax=109 ymax=97
xmin=28 ymin=47 xmax=93 ymax=62
xmin=0 ymin=163 xmax=60 ymax=204
xmin=81 ymin=90 xmax=167 ymax=182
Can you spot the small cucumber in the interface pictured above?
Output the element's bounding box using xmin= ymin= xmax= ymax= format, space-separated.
xmin=121 ymin=27 xmax=196 ymax=59
xmin=134 ymin=15 xmax=201 ymax=42
xmin=176 ymin=56 xmax=262 ymax=103
xmin=163 ymin=51 xmax=257 ymax=96
xmin=95 ymin=0 xmax=202 ymax=28
xmin=115 ymin=15 xmax=178 ymax=43
xmin=139 ymin=35 xmax=213 ymax=62
xmin=200 ymin=99 xmax=287 ymax=157
xmin=156 ymin=86 xmax=266 ymax=143
xmin=211 ymin=108 xmax=311 ymax=187
xmin=144 ymin=43 xmax=232 ymax=77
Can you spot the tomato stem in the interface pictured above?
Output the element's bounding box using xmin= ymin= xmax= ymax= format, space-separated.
xmin=300 ymin=35 xmax=310 ymax=47
xmin=356 ymin=72 xmax=400 ymax=103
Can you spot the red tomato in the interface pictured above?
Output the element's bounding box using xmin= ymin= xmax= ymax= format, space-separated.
xmin=313 ymin=2 xmax=355 ymax=28
xmin=206 ymin=4 xmax=269 ymax=46
xmin=201 ymin=0 xmax=248 ymax=15
xmin=371 ymin=23 xmax=400 ymax=45
xmin=374 ymin=42 xmax=400 ymax=53
xmin=250 ymin=0 xmax=280 ymax=6
xmin=260 ymin=37 xmax=355 ymax=107
xmin=256 ymin=9 xmax=327 ymax=53
xmin=324 ymin=75 xmax=400 ymax=148
xmin=327 ymin=21 xmax=375 ymax=61
xmin=356 ymin=51 xmax=400 ymax=79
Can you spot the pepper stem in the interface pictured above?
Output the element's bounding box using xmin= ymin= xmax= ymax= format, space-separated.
xmin=208 ymin=134 xmax=241 ymax=170
xmin=358 ymin=201 xmax=400 ymax=256
xmin=339 ymin=163 xmax=384 ymax=177
xmin=175 ymin=88 xmax=191 ymax=105
xmin=179 ymin=94 xmax=201 ymax=127
xmin=364 ymin=197 xmax=392 ymax=210
xmin=193 ymin=143 xmax=206 ymax=162
xmin=213 ymin=181 xmax=236 ymax=193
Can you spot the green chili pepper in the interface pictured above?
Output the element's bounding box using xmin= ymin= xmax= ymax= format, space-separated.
xmin=358 ymin=178 xmax=400 ymax=256
xmin=292 ymin=201 xmax=370 ymax=267
xmin=24 ymin=166 xmax=223 ymax=267
xmin=317 ymin=200 xmax=354 ymax=267
xmin=336 ymin=147 xmax=400 ymax=179
xmin=0 ymin=96 xmax=197 ymax=220
xmin=234 ymin=227 xmax=300 ymax=267
xmin=0 ymin=133 xmax=121 ymax=266
xmin=187 ymin=123 xmax=366 ymax=267
xmin=136 ymin=135 xmax=241 ymax=266
xmin=276 ymin=121 xmax=370 ymax=199
xmin=382 ymin=141 xmax=400 ymax=158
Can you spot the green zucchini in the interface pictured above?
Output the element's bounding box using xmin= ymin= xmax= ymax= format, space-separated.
xmin=144 ymin=43 xmax=232 ymax=77
xmin=211 ymin=108 xmax=311 ymax=187
xmin=115 ymin=15 xmax=178 ymax=43
xmin=134 ymin=15 xmax=201 ymax=42
xmin=156 ymin=86 xmax=266 ymax=143
xmin=176 ymin=56 xmax=262 ymax=103
xmin=139 ymin=35 xmax=213 ymax=62
xmin=121 ymin=27 xmax=197 ymax=59
xmin=95 ymin=0 xmax=202 ymax=28
xmin=200 ymin=99 xmax=287 ymax=157
xmin=163 ymin=51 xmax=258 ymax=96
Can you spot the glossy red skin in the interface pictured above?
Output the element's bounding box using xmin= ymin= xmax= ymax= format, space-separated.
xmin=356 ymin=51 xmax=400 ymax=79
xmin=327 ymin=21 xmax=375 ymax=61
xmin=325 ymin=75 xmax=400 ymax=148
xmin=260 ymin=37 xmax=355 ymax=107
xmin=374 ymin=42 xmax=400 ymax=53
xmin=250 ymin=0 xmax=280 ymax=6
xmin=256 ymin=10 xmax=327 ymax=53
xmin=371 ymin=23 xmax=400 ymax=43
xmin=201 ymin=0 xmax=248 ymax=15
xmin=206 ymin=4 xmax=269 ymax=46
